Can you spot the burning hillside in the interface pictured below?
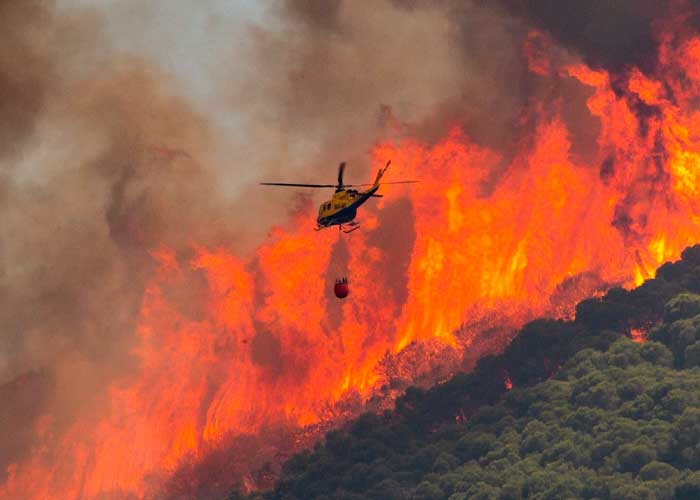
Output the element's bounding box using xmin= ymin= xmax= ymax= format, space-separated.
xmin=3 ymin=1 xmax=700 ymax=499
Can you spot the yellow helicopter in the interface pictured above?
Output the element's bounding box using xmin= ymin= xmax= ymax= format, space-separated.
xmin=261 ymin=161 xmax=417 ymax=233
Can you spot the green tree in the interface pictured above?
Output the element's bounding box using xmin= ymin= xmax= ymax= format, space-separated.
xmin=674 ymin=471 xmax=700 ymax=499
xmin=615 ymin=442 xmax=657 ymax=473
xmin=684 ymin=342 xmax=700 ymax=368
xmin=640 ymin=461 xmax=678 ymax=481
xmin=664 ymin=293 xmax=700 ymax=323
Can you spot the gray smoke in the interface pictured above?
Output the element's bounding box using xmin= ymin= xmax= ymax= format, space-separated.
xmin=495 ymin=0 xmax=698 ymax=72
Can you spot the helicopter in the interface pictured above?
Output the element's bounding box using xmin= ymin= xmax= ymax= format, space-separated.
xmin=261 ymin=161 xmax=417 ymax=233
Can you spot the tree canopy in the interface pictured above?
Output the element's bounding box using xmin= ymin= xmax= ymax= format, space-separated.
xmin=234 ymin=245 xmax=700 ymax=500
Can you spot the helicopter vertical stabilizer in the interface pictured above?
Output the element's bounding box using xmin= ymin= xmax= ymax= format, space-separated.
xmin=373 ymin=160 xmax=391 ymax=186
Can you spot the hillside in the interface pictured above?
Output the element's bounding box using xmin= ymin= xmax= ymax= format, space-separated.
xmin=226 ymin=245 xmax=700 ymax=500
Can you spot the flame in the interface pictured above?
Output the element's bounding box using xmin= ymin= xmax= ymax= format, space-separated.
xmin=630 ymin=329 xmax=648 ymax=343
xmin=5 ymin=10 xmax=700 ymax=500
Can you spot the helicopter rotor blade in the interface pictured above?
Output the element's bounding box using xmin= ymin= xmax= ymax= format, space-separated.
xmin=344 ymin=180 xmax=420 ymax=187
xmin=336 ymin=162 xmax=346 ymax=191
xmin=260 ymin=182 xmax=337 ymax=188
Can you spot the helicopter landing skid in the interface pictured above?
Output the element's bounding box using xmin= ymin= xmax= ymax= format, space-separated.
xmin=340 ymin=222 xmax=360 ymax=234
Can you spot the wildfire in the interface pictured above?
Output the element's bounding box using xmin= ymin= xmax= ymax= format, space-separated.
xmin=4 ymin=9 xmax=700 ymax=500
xmin=630 ymin=329 xmax=648 ymax=343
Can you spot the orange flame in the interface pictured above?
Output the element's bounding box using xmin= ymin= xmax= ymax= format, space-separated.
xmin=5 ymin=13 xmax=700 ymax=500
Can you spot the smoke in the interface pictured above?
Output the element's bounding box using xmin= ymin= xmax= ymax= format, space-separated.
xmin=230 ymin=0 xmax=471 ymax=175
xmin=0 ymin=0 xmax=243 ymax=476
xmin=496 ymin=0 xmax=669 ymax=72
xmin=0 ymin=1 xmax=52 ymax=159
xmin=0 ymin=0 xmax=57 ymax=382
xmin=260 ymin=0 xmax=539 ymax=151
xmin=0 ymin=0 xmax=684 ymax=496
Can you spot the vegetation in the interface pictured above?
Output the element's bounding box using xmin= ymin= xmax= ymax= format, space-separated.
xmin=234 ymin=245 xmax=700 ymax=500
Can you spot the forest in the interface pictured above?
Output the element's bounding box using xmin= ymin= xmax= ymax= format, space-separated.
xmin=232 ymin=245 xmax=700 ymax=500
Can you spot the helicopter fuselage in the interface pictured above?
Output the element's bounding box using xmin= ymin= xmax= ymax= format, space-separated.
xmin=316 ymin=184 xmax=379 ymax=229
